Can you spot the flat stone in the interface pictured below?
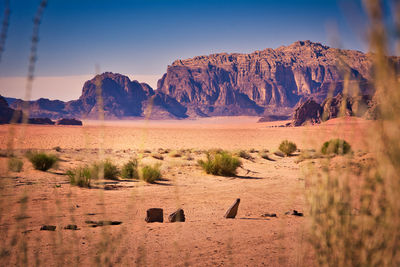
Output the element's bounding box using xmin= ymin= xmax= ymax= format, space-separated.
xmin=224 ymin=199 xmax=240 ymax=219
xmin=40 ymin=225 xmax=56 ymax=231
xmin=292 ymin=210 xmax=304 ymax=216
xmin=168 ymin=209 xmax=185 ymax=222
xmin=261 ymin=213 xmax=277 ymax=218
xmin=145 ymin=208 xmax=163 ymax=223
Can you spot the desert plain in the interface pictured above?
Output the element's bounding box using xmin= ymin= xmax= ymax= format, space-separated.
xmin=0 ymin=116 xmax=372 ymax=266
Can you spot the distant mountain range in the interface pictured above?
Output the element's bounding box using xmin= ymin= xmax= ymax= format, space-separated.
xmin=2 ymin=40 xmax=383 ymax=120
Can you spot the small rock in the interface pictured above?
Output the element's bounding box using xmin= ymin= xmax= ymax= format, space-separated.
xmin=292 ymin=210 xmax=304 ymax=216
xmin=40 ymin=225 xmax=56 ymax=231
xmin=261 ymin=213 xmax=277 ymax=218
xmin=145 ymin=208 xmax=163 ymax=223
xmin=168 ymin=209 xmax=185 ymax=222
xmin=64 ymin=224 xmax=79 ymax=230
xmin=224 ymin=199 xmax=240 ymax=219
xmin=284 ymin=211 xmax=291 ymax=215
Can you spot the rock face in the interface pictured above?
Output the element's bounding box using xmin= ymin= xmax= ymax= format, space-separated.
xmin=55 ymin=118 xmax=82 ymax=126
xmin=291 ymin=93 xmax=375 ymax=126
xmin=11 ymin=98 xmax=67 ymax=119
xmin=157 ymin=40 xmax=374 ymax=117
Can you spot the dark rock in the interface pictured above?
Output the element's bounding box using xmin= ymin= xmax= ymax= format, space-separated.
xmin=224 ymin=198 xmax=240 ymax=219
xmin=85 ymin=220 xmax=122 ymax=227
xmin=291 ymin=99 xmax=322 ymax=126
xmin=40 ymin=225 xmax=56 ymax=231
xmin=261 ymin=213 xmax=277 ymax=217
xmin=0 ymin=95 xmax=23 ymax=124
xmin=145 ymin=208 xmax=163 ymax=223
xmin=28 ymin=117 xmax=55 ymax=125
xmin=168 ymin=208 xmax=185 ymax=222
xmin=64 ymin=224 xmax=79 ymax=230
xmin=292 ymin=210 xmax=304 ymax=216
xmin=55 ymin=118 xmax=82 ymax=126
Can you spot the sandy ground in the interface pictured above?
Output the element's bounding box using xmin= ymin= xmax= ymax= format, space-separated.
xmin=0 ymin=116 xmax=373 ymax=266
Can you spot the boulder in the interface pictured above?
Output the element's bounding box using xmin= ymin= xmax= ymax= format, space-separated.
xmin=168 ymin=208 xmax=185 ymax=222
xmin=145 ymin=208 xmax=163 ymax=223
xmin=224 ymin=198 xmax=240 ymax=219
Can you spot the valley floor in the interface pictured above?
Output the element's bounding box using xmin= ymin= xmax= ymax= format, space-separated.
xmin=0 ymin=116 xmax=372 ymax=266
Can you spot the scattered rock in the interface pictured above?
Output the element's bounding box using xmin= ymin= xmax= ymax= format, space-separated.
xmin=284 ymin=211 xmax=291 ymax=215
xmin=85 ymin=220 xmax=122 ymax=227
xmin=292 ymin=210 xmax=304 ymax=216
xmin=261 ymin=213 xmax=277 ymax=218
xmin=224 ymin=198 xmax=240 ymax=219
xmin=40 ymin=225 xmax=56 ymax=231
xmin=273 ymin=151 xmax=285 ymax=157
xmin=145 ymin=208 xmax=164 ymax=223
xmin=168 ymin=208 xmax=185 ymax=222
xmin=64 ymin=224 xmax=79 ymax=230
xmin=55 ymin=118 xmax=83 ymax=126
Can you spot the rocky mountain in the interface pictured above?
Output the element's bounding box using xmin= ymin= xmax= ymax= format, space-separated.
xmin=0 ymin=95 xmax=22 ymax=123
xmin=5 ymin=41 xmax=382 ymax=120
xmin=10 ymin=72 xmax=187 ymax=119
xmin=157 ymin=40 xmax=374 ymax=117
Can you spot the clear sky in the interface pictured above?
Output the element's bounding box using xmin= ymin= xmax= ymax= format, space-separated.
xmin=0 ymin=0 xmax=369 ymax=101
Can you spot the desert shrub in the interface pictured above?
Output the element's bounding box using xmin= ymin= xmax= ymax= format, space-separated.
xmin=91 ymin=160 xmax=120 ymax=180
xmin=121 ymin=159 xmax=139 ymax=179
xmin=27 ymin=151 xmax=58 ymax=171
xmin=8 ymin=157 xmax=23 ymax=172
xmin=67 ymin=166 xmax=91 ymax=187
xmin=198 ymin=151 xmax=242 ymax=176
xmin=321 ymin=139 xmax=351 ymax=155
xmin=151 ymin=153 xmax=164 ymax=160
xmin=141 ymin=164 xmax=162 ymax=183
xmin=53 ymin=146 xmax=61 ymax=152
xmin=278 ymin=140 xmax=297 ymax=156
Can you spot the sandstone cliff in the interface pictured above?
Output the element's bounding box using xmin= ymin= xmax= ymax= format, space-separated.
xmin=158 ymin=40 xmax=374 ymax=116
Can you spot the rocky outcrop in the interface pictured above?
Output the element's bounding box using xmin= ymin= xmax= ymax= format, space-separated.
xmin=55 ymin=118 xmax=82 ymax=126
xmin=11 ymin=98 xmax=67 ymax=119
xmin=157 ymin=40 xmax=375 ymax=117
xmin=0 ymin=95 xmax=23 ymax=124
xmin=291 ymin=93 xmax=375 ymax=126
xmin=28 ymin=118 xmax=55 ymax=125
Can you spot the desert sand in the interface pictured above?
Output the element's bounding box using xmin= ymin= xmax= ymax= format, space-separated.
xmin=0 ymin=116 xmax=372 ymax=266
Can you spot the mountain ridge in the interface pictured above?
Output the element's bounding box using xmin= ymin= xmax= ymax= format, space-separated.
xmin=4 ymin=40 xmax=383 ymax=120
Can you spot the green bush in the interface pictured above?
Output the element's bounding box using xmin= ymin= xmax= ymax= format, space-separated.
xmin=92 ymin=160 xmax=120 ymax=180
xmin=198 ymin=151 xmax=242 ymax=176
xmin=278 ymin=140 xmax=297 ymax=156
xmin=141 ymin=164 xmax=162 ymax=183
xmin=321 ymin=139 xmax=351 ymax=155
xmin=27 ymin=151 xmax=58 ymax=171
xmin=121 ymin=159 xmax=139 ymax=179
xmin=67 ymin=166 xmax=91 ymax=187
xmin=8 ymin=157 xmax=23 ymax=172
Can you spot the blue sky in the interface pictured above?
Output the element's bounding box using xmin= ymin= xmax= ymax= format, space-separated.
xmin=0 ymin=0 xmax=369 ymax=100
